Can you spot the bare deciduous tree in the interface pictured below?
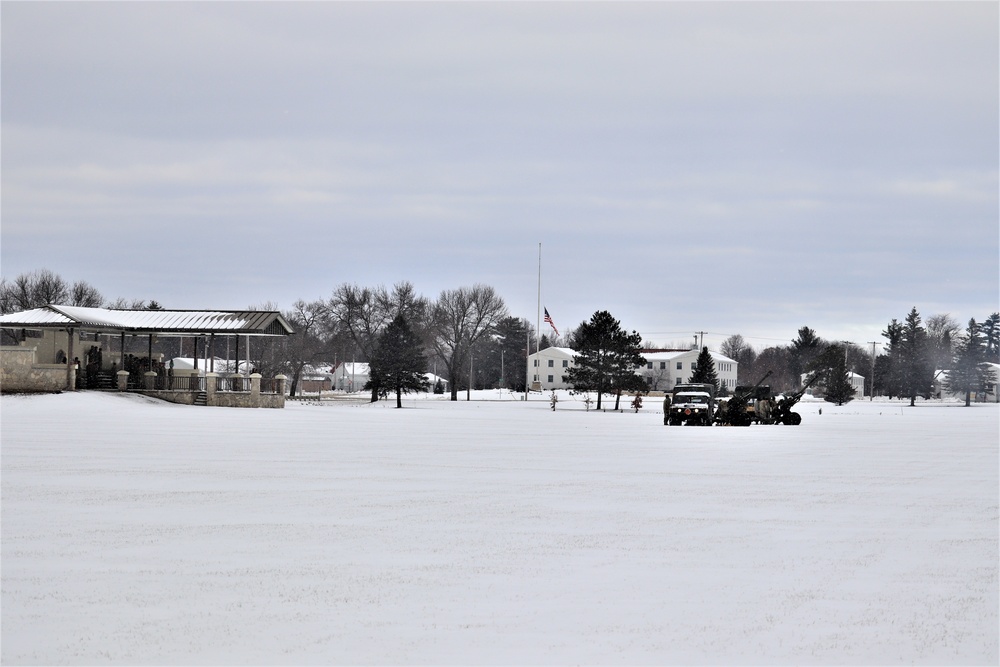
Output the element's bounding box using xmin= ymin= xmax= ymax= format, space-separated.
xmin=429 ymin=284 xmax=507 ymax=401
xmin=327 ymin=282 xmax=428 ymax=400
xmin=70 ymin=281 xmax=104 ymax=308
xmin=0 ymin=269 xmax=105 ymax=313
xmin=279 ymin=299 xmax=331 ymax=396
xmin=926 ymin=313 xmax=960 ymax=372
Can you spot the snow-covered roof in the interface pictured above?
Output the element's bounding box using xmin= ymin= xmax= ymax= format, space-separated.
xmin=642 ymin=349 xmax=737 ymax=364
xmin=334 ymin=362 xmax=370 ymax=375
xmin=529 ymin=346 xmax=577 ymax=358
xmin=527 ymin=347 xmax=736 ymax=364
xmin=0 ymin=305 xmax=294 ymax=336
xmin=301 ymin=363 xmax=337 ymax=377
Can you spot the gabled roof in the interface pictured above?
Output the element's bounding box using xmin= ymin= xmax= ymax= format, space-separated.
xmin=334 ymin=362 xmax=370 ymax=375
xmin=641 ymin=349 xmax=737 ymax=364
xmin=529 ymin=346 xmax=577 ymax=358
xmin=0 ymin=305 xmax=294 ymax=336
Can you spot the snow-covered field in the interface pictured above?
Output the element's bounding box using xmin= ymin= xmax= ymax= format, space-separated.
xmin=2 ymin=391 xmax=997 ymax=665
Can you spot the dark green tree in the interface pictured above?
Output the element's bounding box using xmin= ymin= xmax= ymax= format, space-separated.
xmin=365 ymin=314 xmax=428 ymax=408
xmin=879 ymin=318 xmax=905 ymax=398
xmin=820 ymin=344 xmax=856 ymax=405
xmin=790 ymin=326 xmax=824 ymax=380
xmin=948 ymin=318 xmax=996 ymax=406
xmin=327 ymin=282 xmax=429 ymax=402
xmin=564 ymin=310 xmax=645 ymax=410
xmin=981 ymin=312 xmax=1000 ymax=363
xmin=899 ymin=307 xmax=933 ymax=406
xmin=490 ymin=316 xmax=531 ymax=392
xmin=690 ymin=346 xmax=721 ymax=394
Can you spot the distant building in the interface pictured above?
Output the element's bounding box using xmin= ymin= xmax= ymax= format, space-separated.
xmin=332 ymin=362 xmax=370 ymax=392
xmin=528 ymin=347 xmax=577 ymax=389
xmin=801 ymin=371 xmax=866 ymax=398
xmin=299 ymin=363 xmax=336 ymax=393
xmin=640 ymin=349 xmax=738 ymax=392
xmin=526 ymin=347 xmax=738 ymax=392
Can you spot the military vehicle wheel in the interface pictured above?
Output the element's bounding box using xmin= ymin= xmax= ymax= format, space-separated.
xmin=790 ymin=413 xmax=802 ymax=425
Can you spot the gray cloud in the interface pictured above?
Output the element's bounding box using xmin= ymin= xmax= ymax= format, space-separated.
xmin=2 ymin=2 xmax=996 ymax=348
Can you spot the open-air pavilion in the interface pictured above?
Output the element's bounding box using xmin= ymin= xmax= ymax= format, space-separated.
xmin=0 ymin=305 xmax=294 ymax=407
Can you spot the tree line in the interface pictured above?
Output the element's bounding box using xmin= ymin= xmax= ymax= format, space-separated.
xmin=3 ymin=269 xmax=997 ymax=405
xmin=720 ymin=309 xmax=999 ymax=405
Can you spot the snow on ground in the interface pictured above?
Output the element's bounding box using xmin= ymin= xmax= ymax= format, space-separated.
xmin=2 ymin=391 xmax=997 ymax=665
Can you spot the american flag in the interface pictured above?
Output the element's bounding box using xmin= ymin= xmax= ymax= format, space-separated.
xmin=544 ymin=307 xmax=559 ymax=336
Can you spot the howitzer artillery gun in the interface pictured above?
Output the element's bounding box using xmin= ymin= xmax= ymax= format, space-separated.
xmin=718 ymin=371 xmax=772 ymax=426
xmin=770 ymin=373 xmax=822 ymax=425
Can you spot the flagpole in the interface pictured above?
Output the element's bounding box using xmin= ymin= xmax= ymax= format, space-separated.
xmin=536 ymin=242 xmax=542 ymax=387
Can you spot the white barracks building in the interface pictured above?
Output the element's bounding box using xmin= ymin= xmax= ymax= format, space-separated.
xmin=528 ymin=347 xmax=738 ymax=392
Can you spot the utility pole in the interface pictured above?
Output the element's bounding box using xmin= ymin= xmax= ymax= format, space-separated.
xmin=866 ymin=341 xmax=881 ymax=401
xmin=695 ymin=331 xmax=707 ymax=349
xmin=467 ymin=352 xmax=473 ymax=401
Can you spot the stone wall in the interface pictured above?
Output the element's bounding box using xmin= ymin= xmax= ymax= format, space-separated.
xmin=1 ymin=346 xmax=73 ymax=393
xmin=131 ymin=373 xmax=286 ymax=408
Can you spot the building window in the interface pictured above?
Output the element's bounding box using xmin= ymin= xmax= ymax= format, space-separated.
xmin=562 ymin=360 xmax=568 ymax=367
xmin=691 ymin=362 xmax=696 ymax=369
xmin=647 ymin=362 xmax=653 ymax=369
xmin=547 ymin=375 xmax=553 ymax=383
xmin=677 ymin=362 xmax=682 ymax=370
xmin=533 ymin=360 xmax=538 ymax=367
xmin=660 ymin=362 xmax=666 ymax=369
xmin=675 ymin=377 xmax=681 ymax=385
xmin=548 ymin=359 xmax=554 ymax=367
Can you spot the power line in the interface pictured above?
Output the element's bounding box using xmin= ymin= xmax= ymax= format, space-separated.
xmin=637 ymin=331 xmax=792 ymax=344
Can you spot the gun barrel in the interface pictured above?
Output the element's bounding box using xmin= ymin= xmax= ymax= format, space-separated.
xmin=739 ymin=370 xmax=772 ymax=397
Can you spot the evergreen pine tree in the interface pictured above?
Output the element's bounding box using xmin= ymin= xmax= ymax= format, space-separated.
xmin=609 ymin=328 xmax=647 ymax=410
xmin=823 ymin=345 xmax=856 ymax=405
xmin=981 ymin=313 xmax=1000 ymax=363
xmin=564 ymin=310 xmax=645 ymax=410
xmin=790 ymin=326 xmax=824 ymax=379
xmin=880 ymin=318 xmax=904 ymax=398
xmin=365 ymin=315 xmax=428 ymax=408
xmin=948 ymin=318 xmax=995 ymax=406
xmin=690 ymin=346 xmax=721 ymax=394
xmin=899 ymin=307 xmax=933 ymax=406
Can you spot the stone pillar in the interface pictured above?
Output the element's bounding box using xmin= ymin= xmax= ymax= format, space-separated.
xmin=250 ymin=373 xmax=262 ymax=408
xmin=116 ymin=370 xmax=129 ymax=391
xmin=275 ymin=374 xmax=287 ymax=408
xmin=144 ymin=371 xmax=157 ymax=390
xmin=206 ymin=372 xmax=218 ymax=406
xmin=66 ymin=327 xmax=76 ymax=391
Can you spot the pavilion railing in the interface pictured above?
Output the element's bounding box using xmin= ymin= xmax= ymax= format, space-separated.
xmin=217 ymin=376 xmax=251 ymax=392
xmin=149 ymin=374 xmax=204 ymax=391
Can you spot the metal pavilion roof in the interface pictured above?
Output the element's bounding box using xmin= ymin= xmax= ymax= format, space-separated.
xmin=0 ymin=305 xmax=294 ymax=336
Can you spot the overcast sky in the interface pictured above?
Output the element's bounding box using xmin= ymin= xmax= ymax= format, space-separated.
xmin=2 ymin=2 xmax=997 ymax=350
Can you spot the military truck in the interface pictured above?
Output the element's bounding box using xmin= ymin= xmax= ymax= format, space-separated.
xmin=666 ymin=383 xmax=716 ymax=426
